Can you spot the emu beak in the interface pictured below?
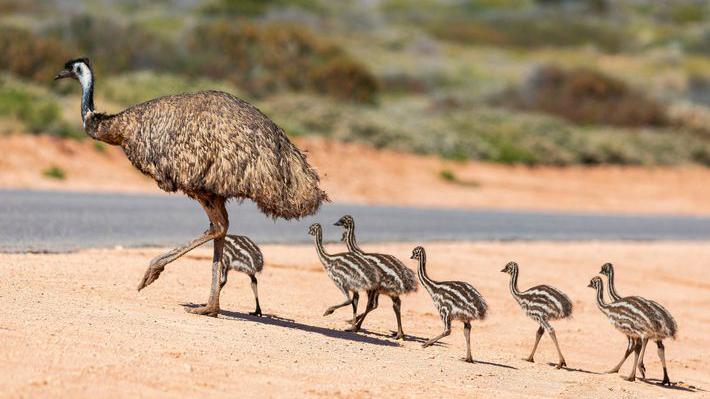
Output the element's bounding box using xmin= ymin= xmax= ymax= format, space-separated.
xmin=333 ymin=220 xmax=343 ymax=227
xmin=410 ymin=254 xmax=415 ymax=260
xmin=500 ymin=268 xmax=506 ymax=272
xmin=587 ymin=282 xmax=593 ymax=288
xmin=54 ymin=69 xmax=72 ymax=80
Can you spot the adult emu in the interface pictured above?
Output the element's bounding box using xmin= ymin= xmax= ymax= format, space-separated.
xmin=55 ymin=58 xmax=327 ymax=317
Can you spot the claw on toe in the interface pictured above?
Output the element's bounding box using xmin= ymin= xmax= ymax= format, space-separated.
xmin=392 ymin=332 xmax=404 ymax=340
xmin=557 ymin=361 xmax=567 ymax=369
xmin=464 ymin=357 xmax=474 ymax=363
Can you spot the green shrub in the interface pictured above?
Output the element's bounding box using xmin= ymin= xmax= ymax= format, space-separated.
xmin=0 ymin=77 xmax=80 ymax=137
xmin=187 ymin=21 xmax=378 ymax=102
xmin=42 ymin=166 xmax=66 ymax=180
xmin=428 ymin=13 xmax=626 ymax=52
xmin=499 ymin=65 xmax=668 ymax=127
xmin=48 ymin=15 xmax=182 ymax=75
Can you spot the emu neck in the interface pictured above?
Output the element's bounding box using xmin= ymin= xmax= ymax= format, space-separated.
xmin=606 ymin=269 xmax=622 ymax=302
xmin=79 ymin=70 xmax=95 ymax=123
xmin=417 ymin=253 xmax=435 ymax=289
xmin=344 ymin=225 xmax=362 ymax=254
xmin=313 ymin=231 xmax=331 ymax=266
xmin=508 ymin=268 xmax=521 ymax=297
xmin=595 ymin=284 xmax=610 ymax=313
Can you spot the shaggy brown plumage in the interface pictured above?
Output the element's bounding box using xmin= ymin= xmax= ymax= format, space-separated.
xmin=55 ymin=58 xmax=327 ymax=317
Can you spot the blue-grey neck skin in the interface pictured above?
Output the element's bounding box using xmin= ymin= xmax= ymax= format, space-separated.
xmin=80 ymin=78 xmax=94 ymax=122
xmin=77 ymin=65 xmax=95 ymax=122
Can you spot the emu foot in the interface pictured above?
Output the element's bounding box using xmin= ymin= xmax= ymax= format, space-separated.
xmin=638 ymin=362 xmax=646 ymax=379
xmin=249 ymin=309 xmax=263 ymax=317
xmin=391 ymin=331 xmax=404 ymax=340
xmin=556 ymin=359 xmax=567 ymax=369
xmin=137 ymin=263 xmax=165 ymax=291
xmin=185 ymin=305 xmax=219 ymax=318
xmin=661 ymin=377 xmax=671 ymax=386
xmin=323 ymin=308 xmax=335 ymax=316
xmin=345 ymin=326 xmax=361 ymax=332
xmin=522 ymin=356 xmax=534 ymax=363
xmin=621 ymin=375 xmax=636 ymax=382
xmin=422 ymin=340 xmax=435 ymax=348
xmin=604 ymin=368 xmax=620 ymax=374
xmin=463 ymin=356 xmax=474 ymax=363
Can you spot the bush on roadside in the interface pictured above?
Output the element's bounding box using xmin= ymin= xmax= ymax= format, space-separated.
xmin=0 ymin=27 xmax=73 ymax=82
xmin=187 ymin=21 xmax=378 ymax=102
xmin=499 ymin=65 xmax=668 ymax=127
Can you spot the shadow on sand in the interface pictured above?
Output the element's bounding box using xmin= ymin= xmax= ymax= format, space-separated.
xmin=182 ymin=304 xmax=400 ymax=347
xmin=640 ymin=378 xmax=702 ymax=393
xmin=355 ymin=328 xmax=446 ymax=347
xmin=546 ymin=362 xmax=599 ymax=374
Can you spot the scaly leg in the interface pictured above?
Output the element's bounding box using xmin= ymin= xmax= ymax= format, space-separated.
xmin=346 ymin=292 xmax=361 ymax=332
xmin=391 ymin=296 xmax=404 ymax=340
xmin=423 ymin=313 xmax=451 ymax=348
xmin=657 ymin=340 xmax=671 ymax=386
xmin=524 ymin=326 xmax=544 ymax=362
xmin=548 ymin=329 xmax=567 ymax=369
xmin=606 ymin=338 xmax=634 ymax=373
xmin=137 ymin=194 xmax=228 ymax=291
xmin=186 ymin=231 xmax=227 ymax=317
xmin=623 ymin=338 xmax=647 ymax=382
xmin=323 ymin=289 xmax=353 ymax=316
xmin=353 ymin=291 xmax=379 ymax=330
xmin=463 ymin=321 xmax=473 ymax=363
xmin=249 ymin=275 xmax=262 ymax=316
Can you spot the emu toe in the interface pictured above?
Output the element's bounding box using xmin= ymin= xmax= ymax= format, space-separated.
xmin=185 ymin=305 xmax=219 ymax=318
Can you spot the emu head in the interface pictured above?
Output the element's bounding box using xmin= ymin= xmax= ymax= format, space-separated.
xmin=55 ymin=58 xmax=93 ymax=87
xmin=410 ymin=246 xmax=425 ymax=260
xmin=333 ymin=215 xmax=354 ymax=229
xmin=307 ymin=223 xmax=321 ymax=236
xmin=599 ymin=262 xmax=613 ymax=276
xmin=500 ymin=261 xmax=518 ymax=274
xmin=588 ymin=276 xmax=603 ymax=289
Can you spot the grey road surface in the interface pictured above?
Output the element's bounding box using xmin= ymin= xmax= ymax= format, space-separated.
xmin=1 ymin=189 xmax=709 ymax=252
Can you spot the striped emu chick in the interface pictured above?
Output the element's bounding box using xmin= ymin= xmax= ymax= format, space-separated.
xmin=412 ymin=246 xmax=487 ymax=362
xmin=600 ymin=263 xmax=677 ymax=385
xmin=588 ymin=277 xmax=657 ymax=382
xmin=334 ymin=215 xmax=418 ymax=339
xmin=501 ymin=262 xmax=572 ymax=369
xmin=308 ymin=224 xmax=381 ymax=331
xmin=218 ymin=235 xmax=264 ymax=316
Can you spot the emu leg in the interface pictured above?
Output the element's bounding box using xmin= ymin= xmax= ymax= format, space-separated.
xmin=548 ymin=329 xmax=567 ymax=369
xmin=346 ymin=292 xmax=361 ymax=332
xmin=391 ymin=296 xmax=404 ymax=340
xmin=249 ymin=275 xmax=262 ymax=316
xmin=524 ymin=326 xmax=544 ymax=362
xmin=423 ymin=316 xmax=451 ymax=348
xmin=185 ymin=234 xmax=226 ymax=317
xmin=624 ymin=338 xmax=647 ymax=382
xmin=463 ymin=322 xmax=473 ymax=363
xmin=606 ymin=338 xmax=634 ymax=373
xmin=323 ymin=290 xmax=353 ymax=316
xmin=352 ymin=291 xmax=379 ymax=330
xmin=137 ymin=195 xmax=228 ymax=291
xmin=657 ymin=341 xmax=671 ymax=386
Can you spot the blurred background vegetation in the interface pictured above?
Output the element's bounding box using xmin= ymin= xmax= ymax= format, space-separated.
xmin=1 ymin=0 xmax=710 ymax=165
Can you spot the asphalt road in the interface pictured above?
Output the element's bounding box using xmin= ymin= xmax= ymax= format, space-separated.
xmin=1 ymin=189 xmax=709 ymax=252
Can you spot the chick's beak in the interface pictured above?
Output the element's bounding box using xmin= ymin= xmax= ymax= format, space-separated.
xmin=587 ymin=282 xmax=594 ymax=288
xmin=333 ymin=220 xmax=343 ymax=226
xmin=54 ymin=69 xmax=72 ymax=80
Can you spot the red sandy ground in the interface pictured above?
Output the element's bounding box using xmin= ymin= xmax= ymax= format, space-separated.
xmin=0 ymin=242 xmax=707 ymax=398
xmin=1 ymin=134 xmax=708 ymax=215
